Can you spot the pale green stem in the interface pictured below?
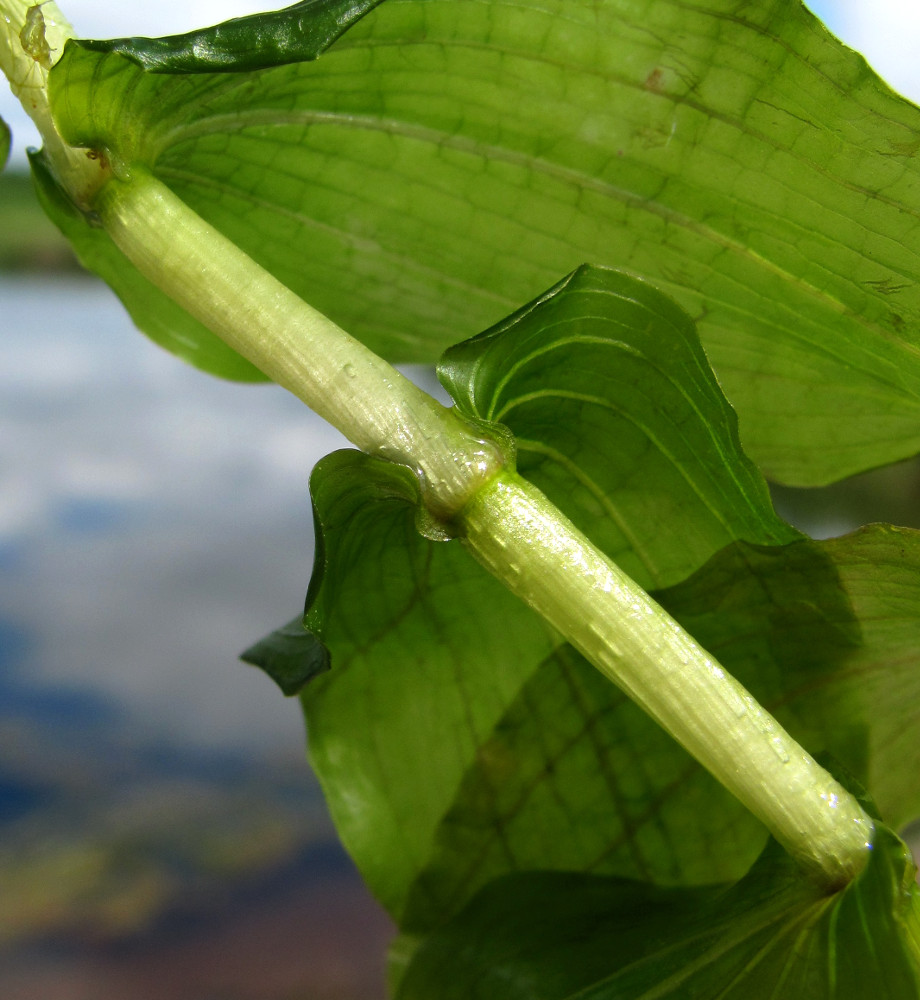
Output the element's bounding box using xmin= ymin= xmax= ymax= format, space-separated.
xmin=101 ymin=171 xmax=874 ymax=890
xmin=461 ymin=473 xmax=874 ymax=889
xmin=0 ymin=1 xmax=107 ymax=203
xmin=97 ymin=171 xmax=505 ymax=521
xmin=1 ymin=4 xmax=875 ymax=889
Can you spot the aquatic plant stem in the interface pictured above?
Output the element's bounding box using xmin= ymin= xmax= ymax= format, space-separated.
xmin=460 ymin=472 xmax=874 ymax=889
xmin=98 ymin=169 xmax=873 ymax=890
xmin=96 ymin=170 xmax=504 ymax=521
xmin=0 ymin=8 xmax=874 ymax=887
xmin=0 ymin=1 xmax=107 ymax=203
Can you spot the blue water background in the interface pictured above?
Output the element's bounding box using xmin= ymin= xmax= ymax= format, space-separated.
xmin=0 ymin=276 xmax=346 ymax=751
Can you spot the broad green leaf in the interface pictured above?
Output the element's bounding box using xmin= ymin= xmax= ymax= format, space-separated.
xmin=401 ymin=643 xmax=769 ymax=932
xmin=269 ymin=270 xmax=804 ymax=929
xmin=397 ymin=825 xmax=920 ymax=1000
xmin=298 ymin=451 xmax=762 ymax=938
xmin=261 ymin=272 xmax=920 ymax=940
xmin=818 ymin=527 xmax=920 ymax=830
xmin=401 ymin=533 xmax=856 ymax=929
xmin=295 ymin=448 xmax=558 ymax=920
xmin=47 ymin=0 xmax=920 ymax=484
xmin=33 ymin=0 xmax=383 ymax=381
xmin=660 ymin=523 xmax=920 ymax=833
xmin=439 ymin=265 xmax=799 ymax=591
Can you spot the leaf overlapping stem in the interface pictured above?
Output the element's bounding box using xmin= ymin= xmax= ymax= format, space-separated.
xmin=89 ymin=163 xmax=874 ymax=889
xmin=460 ymin=471 xmax=873 ymax=889
xmin=0 ymin=0 xmax=888 ymax=909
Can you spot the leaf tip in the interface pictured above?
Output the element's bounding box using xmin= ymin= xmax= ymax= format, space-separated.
xmin=241 ymin=616 xmax=330 ymax=697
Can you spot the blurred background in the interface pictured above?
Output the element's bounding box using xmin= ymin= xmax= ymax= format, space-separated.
xmin=0 ymin=3 xmax=918 ymax=998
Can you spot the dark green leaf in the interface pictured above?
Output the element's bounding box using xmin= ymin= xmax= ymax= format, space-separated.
xmin=402 ymin=642 xmax=767 ymax=932
xmin=397 ymin=826 xmax=920 ymax=1000
xmin=48 ymin=0 xmax=920 ymax=483
xmin=71 ymin=0 xmax=385 ymax=74
xmin=818 ymin=527 xmax=920 ymax=830
xmin=240 ymin=616 xmax=329 ymax=696
xmin=440 ymin=265 xmax=799 ymax=590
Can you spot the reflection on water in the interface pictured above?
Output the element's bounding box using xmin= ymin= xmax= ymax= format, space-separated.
xmin=0 ymin=276 xmax=348 ymax=748
xmin=2 ymin=274 xmax=919 ymax=993
xmin=0 ymin=276 xmax=391 ymax=997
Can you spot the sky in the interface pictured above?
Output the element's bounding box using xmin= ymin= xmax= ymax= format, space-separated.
xmin=809 ymin=0 xmax=920 ymax=100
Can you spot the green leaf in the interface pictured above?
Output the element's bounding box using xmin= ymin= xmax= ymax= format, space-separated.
xmin=818 ymin=527 xmax=920 ymax=830
xmin=34 ymin=0 xmax=383 ymax=381
xmin=277 ymin=272 xmax=920 ymax=941
xmin=397 ymin=825 xmax=920 ymax=1000
xmin=73 ymin=0 xmax=386 ymax=74
xmin=401 ymin=642 xmax=769 ymax=932
xmin=240 ymin=616 xmax=329 ymax=696
xmin=48 ymin=0 xmax=920 ymax=483
xmin=296 ymin=449 xmax=557 ymax=920
xmin=286 ymin=270 xmax=807 ymax=931
xmin=402 ymin=536 xmax=851 ymax=927
xmin=440 ymin=265 xmax=799 ymax=591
